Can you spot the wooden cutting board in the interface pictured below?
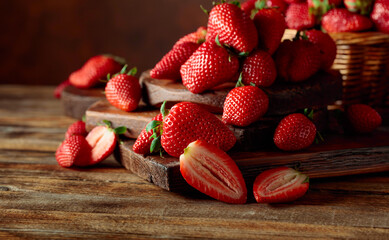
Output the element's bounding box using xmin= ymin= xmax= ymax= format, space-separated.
xmin=115 ymin=130 xmax=389 ymax=192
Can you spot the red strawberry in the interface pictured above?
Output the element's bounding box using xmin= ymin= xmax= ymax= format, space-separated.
xmin=284 ymin=0 xmax=305 ymax=4
xmin=105 ymin=66 xmax=141 ymax=112
xmin=344 ymin=0 xmax=374 ymax=15
xmin=55 ymin=135 xmax=92 ymax=168
xmin=65 ymin=120 xmax=87 ymax=139
xmin=274 ymin=39 xmax=321 ymax=82
xmin=150 ymin=42 xmax=200 ymax=81
xmin=242 ymin=50 xmax=277 ymax=87
xmin=173 ymin=27 xmax=207 ymax=48
xmin=321 ymin=9 xmax=373 ymax=33
xmin=253 ymin=8 xmax=286 ymax=55
xmin=69 ymin=55 xmax=123 ymax=89
xmin=346 ymin=104 xmax=382 ymax=133
xmin=222 ymin=85 xmax=269 ymax=127
xmin=54 ymin=79 xmax=71 ymax=99
xmin=133 ymin=113 xmax=163 ymax=155
xmin=285 ymin=3 xmax=316 ymax=31
xmin=307 ymin=0 xmax=342 ymax=22
xmin=274 ymin=113 xmax=317 ymax=151
xmin=241 ymin=0 xmax=288 ymax=15
xmin=85 ymin=121 xmax=126 ymax=166
xmin=180 ymin=41 xmax=239 ymax=94
xmin=253 ymin=167 xmax=309 ymax=203
xmin=206 ymin=3 xmax=258 ymax=54
xmin=161 ymin=102 xmax=236 ymax=158
xmin=305 ymin=29 xmax=337 ymax=70
xmin=371 ymin=0 xmax=389 ymax=34
xmin=180 ymin=140 xmax=247 ymax=204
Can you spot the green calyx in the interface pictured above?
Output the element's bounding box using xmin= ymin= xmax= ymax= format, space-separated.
xmin=107 ymin=65 xmax=138 ymax=81
xmin=303 ymin=108 xmax=314 ymax=120
xmin=101 ymin=120 xmax=127 ymax=135
xmin=102 ymin=54 xmax=127 ymax=66
xmin=303 ymin=176 xmax=310 ymax=183
xmin=235 ymin=72 xmax=245 ymax=88
xmin=146 ymin=101 xmax=169 ymax=155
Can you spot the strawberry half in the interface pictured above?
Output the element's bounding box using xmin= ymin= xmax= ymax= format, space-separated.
xmin=253 ymin=167 xmax=309 ymax=203
xmin=133 ymin=113 xmax=163 ymax=155
xmin=55 ymin=135 xmax=92 ymax=168
xmin=346 ymin=104 xmax=382 ymax=133
xmin=105 ymin=66 xmax=141 ymax=112
xmin=84 ymin=120 xmax=126 ymax=166
xmin=69 ymin=55 xmax=124 ymax=89
xmin=180 ymin=140 xmax=247 ymax=204
xmin=65 ymin=120 xmax=87 ymax=139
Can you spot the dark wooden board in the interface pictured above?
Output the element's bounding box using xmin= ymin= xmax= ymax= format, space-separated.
xmin=86 ymin=100 xmax=329 ymax=151
xmin=61 ymin=85 xmax=105 ymax=119
xmin=141 ymin=70 xmax=343 ymax=115
xmin=115 ymin=130 xmax=389 ymax=192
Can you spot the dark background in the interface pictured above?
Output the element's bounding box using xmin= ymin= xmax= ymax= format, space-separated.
xmin=0 ymin=0 xmax=214 ymax=85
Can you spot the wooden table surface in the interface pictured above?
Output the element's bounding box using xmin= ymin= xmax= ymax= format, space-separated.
xmin=0 ymin=85 xmax=388 ymax=239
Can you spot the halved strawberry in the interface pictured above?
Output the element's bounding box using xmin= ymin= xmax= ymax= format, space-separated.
xmin=84 ymin=121 xmax=126 ymax=166
xmin=180 ymin=140 xmax=247 ymax=204
xmin=253 ymin=167 xmax=309 ymax=203
xmin=55 ymin=135 xmax=92 ymax=168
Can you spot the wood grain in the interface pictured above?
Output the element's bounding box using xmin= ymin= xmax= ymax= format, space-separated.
xmin=0 ymin=85 xmax=388 ymax=239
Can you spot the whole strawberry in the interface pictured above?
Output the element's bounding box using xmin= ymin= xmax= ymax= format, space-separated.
xmin=274 ymin=113 xmax=317 ymax=151
xmin=222 ymin=85 xmax=269 ymax=127
xmin=285 ymin=3 xmax=316 ymax=30
xmin=206 ymin=3 xmax=258 ymax=54
xmin=321 ymin=8 xmax=373 ymax=33
xmin=105 ymin=66 xmax=141 ymax=112
xmin=69 ymin=55 xmax=124 ymax=89
xmin=305 ymin=30 xmax=337 ymax=70
xmin=133 ymin=113 xmax=163 ymax=155
xmin=54 ymin=79 xmax=71 ymax=99
xmin=241 ymin=0 xmax=288 ymax=15
xmin=371 ymin=0 xmax=389 ymax=34
xmin=346 ymin=104 xmax=382 ymax=133
xmin=150 ymin=42 xmax=200 ymax=81
xmin=274 ymin=39 xmax=321 ymax=82
xmin=65 ymin=120 xmax=87 ymax=139
xmin=173 ymin=27 xmax=207 ymax=48
xmin=344 ymin=0 xmax=374 ymax=15
xmin=241 ymin=50 xmax=277 ymax=87
xmin=180 ymin=41 xmax=239 ymax=94
xmin=55 ymin=135 xmax=92 ymax=168
xmin=161 ymin=102 xmax=236 ymax=158
xmin=307 ymin=0 xmax=342 ymax=22
xmin=252 ymin=6 xmax=286 ymax=55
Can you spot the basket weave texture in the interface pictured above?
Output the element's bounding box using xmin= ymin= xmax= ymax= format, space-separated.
xmin=283 ymin=29 xmax=389 ymax=106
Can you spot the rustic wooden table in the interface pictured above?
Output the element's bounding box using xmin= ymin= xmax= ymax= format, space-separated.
xmin=0 ymin=85 xmax=388 ymax=239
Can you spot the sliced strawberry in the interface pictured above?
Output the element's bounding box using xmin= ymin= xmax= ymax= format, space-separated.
xmin=180 ymin=140 xmax=247 ymax=204
xmin=55 ymin=135 xmax=92 ymax=168
xmin=84 ymin=121 xmax=126 ymax=166
xmin=54 ymin=79 xmax=71 ymax=99
xmin=253 ymin=167 xmax=309 ymax=203
xmin=65 ymin=120 xmax=87 ymax=139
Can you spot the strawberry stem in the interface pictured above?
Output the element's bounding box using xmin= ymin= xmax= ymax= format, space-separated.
xmin=128 ymin=67 xmax=137 ymax=76
xmin=235 ymin=73 xmax=245 ymax=88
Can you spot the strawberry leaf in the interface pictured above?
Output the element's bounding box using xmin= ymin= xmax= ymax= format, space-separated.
xmin=150 ymin=136 xmax=162 ymax=154
xmin=82 ymin=115 xmax=86 ymax=122
xmin=231 ymin=1 xmax=241 ymax=8
xmin=146 ymin=120 xmax=162 ymax=133
xmin=303 ymin=176 xmax=310 ymax=183
xmin=200 ymin=5 xmax=209 ymax=15
xmin=215 ymin=35 xmax=223 ymax=48
xmin=128 ymin=67 xmax=137 ymax=76
xmin=114 ymin=126 xmax=127 ymax=135
xmin=255 ymin=0 xmax=267 ymax=10
xmin=235 ymin=72 xmax=245 ymax=88
xmin=160 ymin=101 xmax=168 ymax=119
xmin=102 ymin=120 xmax=112 ymax=128
xmin=120 ymin=65 xmax=128 ymax=74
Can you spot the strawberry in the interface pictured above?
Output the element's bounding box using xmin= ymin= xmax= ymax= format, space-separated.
xmin=371 ymin=0 xmax=389 ymax=34
xmin=69 ymin=55 xmax=124 ymax=89
xmin=206 ymin=3 xmax=258 ymax=54
xmin=173 ymin=27 xmax=207 ymax=48
xmin=284 ymin=0 xmax=305 ymax=4
xmin=65 ymin=120 xmax=87 ymax=139
xmin=274 ymin=39 xmax=321 ymax=82
xmin=252 ymin=7 xmax=286 ymax=55
xmin=54 ymin=79 xmax=71 ymax=99
xmin=274 ymin=113 xmax=317 ymax=151
xmin=241 ymin=0 xmax=288 ymax=15
xmin=133 ymin=113 xmax=163 ymax=155
xmin=55 ymin=135 xmax=92 ymax=168
xmin=160 ymin=102 xmax=236 ymax=158
xmin=321 ymin=9 xmax=373 ymax=33
xmin=242 ymin=50 xmax=277 ymax=87
xmin=253 ymin=167 xmax=309 ymax=203
xmin=346 ymin=104 xmax=382 ymax=133
xmin=222 ymin=84 xmax=269 ymax=127
xmin=85 ymin=121 xmax=126 ymax=166
xmin=150 ymin=42 xmax=200 ymax=81
xmin=285 ymin=3 xmax=316 ymax=31
xmin=180 ymin=140 xmax=247 ymax=204
xmin=307 ymin=0 xmax=342 ymax=22
xmin=105 ymin=66 xmax=141 ymax=112
xmin=305 ymin=29 xmax=337 ymax=70
xmin=344 ymin=0 xmax=374 ymax=15
xmin=180 ymin=41 xmax=239 ymax=94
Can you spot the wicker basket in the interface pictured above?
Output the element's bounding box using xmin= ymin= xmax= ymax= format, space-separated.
xmin=282 ymin=29 xmax=389 ymax=107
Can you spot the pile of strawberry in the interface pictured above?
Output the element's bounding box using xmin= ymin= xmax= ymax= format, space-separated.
xmin=55 ymin=1 xmax=383 ymax=204
xmin=243 ymin=0 xmax=389 ymax=33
